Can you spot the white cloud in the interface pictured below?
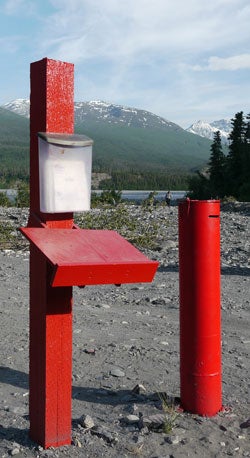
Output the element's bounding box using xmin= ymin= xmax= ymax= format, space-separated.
xmin=193 ymin=54 xmax=250 ymax=71
xmin=1 ymin=0 xmax=250 ymax=127
xmin=208 ymin=54 xmax=250 ymax=71
xmin=39 ymin=0 xmax=250 ymax=63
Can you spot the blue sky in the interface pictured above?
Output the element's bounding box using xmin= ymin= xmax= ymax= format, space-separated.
xmin=0 ymin=0 xmax=249 ymax=128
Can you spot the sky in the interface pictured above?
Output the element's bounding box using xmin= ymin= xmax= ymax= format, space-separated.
xmin=0 ymin=0 xmax=249 ymax=128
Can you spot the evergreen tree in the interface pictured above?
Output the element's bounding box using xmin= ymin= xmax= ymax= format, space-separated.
xmin=245 ymin=113 xmax=250 ymax=142
xmin=187 ymin=172 xmax=211 ymax=200
xmin=238 ymin=113 xmax=250 ymax=200
xmin=208 ymin=131 xmax=225 ymax=197
xmin=226 ymin=111 xmax=246 ymax=197
xmin=188 ymin=110 xmax=250 ymax=201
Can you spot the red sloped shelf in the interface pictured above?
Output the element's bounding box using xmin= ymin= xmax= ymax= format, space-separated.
xmin=20 ymin=227 xmax=159 ymax=287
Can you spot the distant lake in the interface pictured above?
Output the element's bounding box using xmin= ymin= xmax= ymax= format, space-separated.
xmin=95 ymin=190 xmax=187 ymax=203
xmin=1 ymin=189 xmax=187 ymax=204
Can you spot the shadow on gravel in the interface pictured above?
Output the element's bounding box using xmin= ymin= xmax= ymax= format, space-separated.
xmin=157 ymin=265 xmax=179 ymax=273
xmin=0 ymin=366 xmax=28 ymax=389
xmin=72 ymin=386 xmax=159 ymax=406
xmin=0 ymin=368 xmax=149 ymax=407
xmin=158 ymin=264 xmax=250 ymax=277
xmin=221 ymin=266 xmax=250 ymax=276
xmin=0 ymin=426 xmax=34 ymax=449
xmin=221 ymin=203 xmax=250 ymax=215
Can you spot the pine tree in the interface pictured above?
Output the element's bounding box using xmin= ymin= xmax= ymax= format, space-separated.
xmin=245 ymin=113 xmax=250 ymax=142
xmin=208 ymin=131 xmax=225 ymax=197
xmin=238 ymin=113 xmax=250 ymax=200
xmin=226 ymin=111 xmax=246 ymax=197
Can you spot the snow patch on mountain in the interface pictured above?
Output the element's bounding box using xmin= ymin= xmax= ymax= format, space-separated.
xmin=74 ymin=100 xmax=177 ymax=129
xmin=3 ymin=98 xmax=30 ymax=118
xmin=186 ymin=119 xmax=231 ymax=144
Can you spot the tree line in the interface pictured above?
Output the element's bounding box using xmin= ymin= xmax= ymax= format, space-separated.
xmin=99 ymin=169 xmax=189 ymax=190
xmin=188 ymin=111 xmax=250 ymax=201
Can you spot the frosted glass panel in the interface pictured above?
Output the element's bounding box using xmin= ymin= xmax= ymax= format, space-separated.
xmin=39 ymin=138 xmax=92 ymax=213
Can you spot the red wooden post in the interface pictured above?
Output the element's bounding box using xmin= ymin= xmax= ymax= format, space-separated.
xmin=29 ymin=58 xmax=74 ymax=447
xmin=24 ymin=57 xmax=158 ymax=449
xmin=178 ymin=199 xmax=222 ymax=416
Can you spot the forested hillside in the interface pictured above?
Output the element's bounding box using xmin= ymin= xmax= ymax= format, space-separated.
xmin=0 ymin=101 xmax=213 ymax=189
xmin=0 ymin=108 xmax=29 ymax=185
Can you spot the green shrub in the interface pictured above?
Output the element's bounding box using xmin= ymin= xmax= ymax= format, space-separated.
xmin=0 ymin=192 xmax=12 ymax=207
xmin=76 ymin=204 xmax=160 ymax=249
xmin=15 ymin=183 xmax=29 ymax=207
xmin=0 ymin=222 xmax=16 ymax=248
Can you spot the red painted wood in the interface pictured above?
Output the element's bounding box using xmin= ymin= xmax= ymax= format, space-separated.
xmin=26 ymin=57 xmax=159 ymax=450
xmin=20 ymin=228 xmax=158 ymax=286
xmin=29 ymin=58 xmax=74 ymax=448
xmin=30 ymin=57 xmax=74 ymax=226
xmin=29 ymin=246 xmax=72 ymax=447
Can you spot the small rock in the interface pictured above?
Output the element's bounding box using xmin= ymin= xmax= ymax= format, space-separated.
xmin=110 ymin=368 xmax=125 ymax=377
xmin=72 ymin=437 xmax=82 ymax=447
xmin=240 ymin=418 xmax=250 ymax=429
xmin=79 ymin=414 xmax=95 ymax=429
xmin=151 ymin=298 xmax=167 ymax=305
xmin=131 ymin=384 xmax=146 ymax=394
xmin=124 ymin=403 xmax=139 ymax=414
xmin=10 ymin=448 xmax=20 ymax=456
xmin=219 ymin=425 xmax=227 ymax=432
xmin=123 ymin=414 xmax=140 ymax=424
xmin=165 ymin=435 xmax=180 ymax=445
xmin=126 ymin=443 xmax=144 ymax=454
xmin=141 ymin=413 xmax=167 ymax=430
xmin=95 ymin=303 xmax=110 ymax=308
xmin=101 ymin=304 xmax=110 ymax=309
xmin=90 ymin=425 xmax=118 ymax=444
xmin=84 ymin=348 xmax=96 ymax=355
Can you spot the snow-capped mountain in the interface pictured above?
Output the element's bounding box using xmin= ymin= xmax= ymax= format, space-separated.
xmin=186 ymin=119 xmax=231 ymax=144
xmin=3 ymin=98 xmax=30 ymax=118
xmin=0 ymin=98 xmax=214 ymax=174
xmin=3 ymin=98 xmax=233 ymax=144
xmin=3 ymin=99 xmax=181 ymax=131
xmin=74 ymin=100 xmax=181 ymax=130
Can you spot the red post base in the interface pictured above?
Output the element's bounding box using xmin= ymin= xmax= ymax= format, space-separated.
xmin=178 ymin=199 xmax=222 ymax=416
xmin=29 ymin=248 xmax=72 ymax=447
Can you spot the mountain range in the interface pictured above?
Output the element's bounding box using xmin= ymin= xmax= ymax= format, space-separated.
xmin=1 ymin=99 xmax=230 ymax=186
xmin=3 ymin=99 xmax=232 ymax=142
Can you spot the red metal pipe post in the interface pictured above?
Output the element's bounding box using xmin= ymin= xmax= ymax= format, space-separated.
xmin=178 ymin=199 xmax=222 ymax=416
xmin=29 ymin=58 xmax=74 ymax=447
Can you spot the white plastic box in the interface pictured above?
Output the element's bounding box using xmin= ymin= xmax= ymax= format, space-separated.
xmin=38 ymin=132 xmax=93 ymax=213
